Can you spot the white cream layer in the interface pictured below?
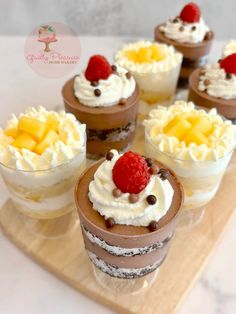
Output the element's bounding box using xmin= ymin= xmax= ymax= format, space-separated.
xmin=74 ymin=65 xmax=136 ymax=107
xmin=88 ymin=150 xmax=174 ymax=227
xmin=198 ymin=63 xmax=236 ymax=100
xmin=223 ymin=40 xmax=236 ymax=57
xmin=160 ymin=17 xmax=209 ymax=44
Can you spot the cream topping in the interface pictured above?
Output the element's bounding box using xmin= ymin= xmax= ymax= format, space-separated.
xmin=88 ymin=150 xmax=174 ymax=227
xmin=0 ymin=106 xmax=86 ymax=171
xmin=160 ymin=17 xmax=209 ymax=44
xmin=198 ymin=63 xmax=236 ymax=100
xmin=223 ymin=40 xmax=236 ymax=57
xmin=74 ymin=65 xmax=136 ymax=107
xmin=143 ymin=101 xmax=235 ymax=161
xmin=115 ymin=40 xmax=182 ymax=74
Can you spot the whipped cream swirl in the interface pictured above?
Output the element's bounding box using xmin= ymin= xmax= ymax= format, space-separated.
xmin=223 ymin=40 xmax=236 ymax=57
xmin=115 ymin=40 xmax=182 ymax=74
xmin=88 ymin=150 xmax=174 ymax=227
xmin=144 ymin=101 xmax=236 ymax=162
xmin=0 ymin=106 xmax=86 ymax=171
xmin=160 ymin=18 xmax=209 ymax=44
xmin=198 ymin=63 xmax=236 ymax=99
xmin=74 ymin=65 xmax=136 ymax=107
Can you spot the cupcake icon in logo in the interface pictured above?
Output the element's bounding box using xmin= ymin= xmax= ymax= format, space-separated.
xmin=38 ymin=25 xmax=57 ymax=52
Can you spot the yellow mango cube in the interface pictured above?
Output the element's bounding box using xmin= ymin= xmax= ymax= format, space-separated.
xmin=183 ymin=130 xmax=209 ymax=146
xmin=191 ymin=117 xmax=212 ymax=136
xmin=125 ymin=50 xmax=139 ymax=62
xmin=4 ymin=127 xmax=19 ymax=139
xmin=34 ymin=129 xmax=59 ymax=155
xmin=18 ymin=116 xmax=46 ymax=141
xmin=46 ymin=116 xmax=59 ymax=132
xmin=137 ymin=47 xmax=152 ymax=63
xmin=12 ymin=133 xmax=37 ymax=151
xmin=150 ymin=45 xmax=165 ymax=61
xmin=163 ymin=117 xmax=191 ymax=140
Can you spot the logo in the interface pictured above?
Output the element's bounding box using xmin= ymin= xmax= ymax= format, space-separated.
xmin=24 ymin=22 xmax=81 ymax=78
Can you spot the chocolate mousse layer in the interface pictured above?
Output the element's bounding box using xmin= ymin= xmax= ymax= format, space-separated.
xmin=155 ymin=24 xmax=214 ymax=83
xmin=62 ymin=78 xmax=139 ymax=158
xmin=75 ymin=159 xmax=183 ymax=278
xmin=188 ymin=68 xmax=236 ymax=119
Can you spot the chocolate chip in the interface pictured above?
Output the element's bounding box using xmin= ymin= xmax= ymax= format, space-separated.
xmin=191 ymin=26 xmax=196 ymax=31
xmin=119 ymin=98 xmax=127 ymax=105
xmin=173 ymin=17 xmax=179 ymax=23
xmin=111 ymin=65 xmax=117 ymax=72
xmin=218 ymin=58 xmax=222 ymax=64
xmin=226 ymin=73 xmax=233 ymax=79
xmin=145 ymin=157 xmax=153 ymax=167
xmin=112 ymin=188 xmax=122 ymax=198
xmin=94 ymin=88 xmax=101 ymax=97
xmin=204 ymin=79 xmax=211 ymax=86
xmin=204 ymin=31 xmax=212 ymax=41
xmin=91 ymin=81 xmax=98 ymax=87
xmin=106 ymin=151 xmax=114 ymax=161
xmin=149 ymin=164 xmax=159 ymax=175
xmin=125 ymin=72 xmax=132 ymax=79
xmin=179 ymin=26 xmax=184 ymax=32
xmin=158 ymin=169 xmax=169 ymax=180
xmin=199 ymin=69 xmax=205 ymax=75
xmin=149 ymin=220 xmax=159 ymax=232
xmin=105 ymin=217 xmax=115 ymax=228
xmin=129 ymin=193 xmax=139 ymax=204
xmin=146 ymin=195 xmax=157 ymax=205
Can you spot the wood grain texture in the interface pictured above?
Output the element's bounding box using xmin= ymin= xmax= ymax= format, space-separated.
xmin=0 ymin=125 xmax=235 ymax=314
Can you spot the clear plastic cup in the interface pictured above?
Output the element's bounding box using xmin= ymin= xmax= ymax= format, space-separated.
xmin=0 ymin=150 xmax=86 ymax=238
xmin=145 ymin=133 xmax=234 ymax=226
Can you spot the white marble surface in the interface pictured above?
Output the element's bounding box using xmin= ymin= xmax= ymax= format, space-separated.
xmin=0 ymin=36 xmax=236 ymax=314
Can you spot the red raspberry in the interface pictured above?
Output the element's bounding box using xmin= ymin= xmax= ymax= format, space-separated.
xmin=112 ymin=151 xmax=150 ymax=194
xmin=85 ymin=55 xmax=112 ymax=82
xmin=180 ymin=2 xmax=201 ymax=23
xmin=220 ymin=53 xmax=236 ymax=75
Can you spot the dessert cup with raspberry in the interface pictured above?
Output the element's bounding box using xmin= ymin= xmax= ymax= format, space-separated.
xmin=0 ymin=106 xmax=86 ymax=238
xmin=144 ymin=101 xmax=235 ymax=227
xmin=188 ymin=53 xmax=236 ymax=121
xmin=75 ymin=150 xmax=183 ymax=292
xmin=155 ymin=2 xmax=214 ymax=86
xmin=62 ymin=55 xmax=139 ymax=159
xmin=115 ymin=41 xmax=182 ymax=119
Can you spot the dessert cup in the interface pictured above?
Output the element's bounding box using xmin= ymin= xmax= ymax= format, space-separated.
xmin=75 ymin=154 xmax=183 ymax=293
xmin=155 ymin=25 xmax=213 ymax=86
xmin=144 ymin=101 xmax=235 ymax=228
xmin=189 ymin=68 xmax=236 ymax=121
xmin=114 ymin=41 xmax=182 ymax=119
xmin=0 ymin=106 xmax=86 ymax=238
xmin=62 ymin=77 xmax=139 ymax=159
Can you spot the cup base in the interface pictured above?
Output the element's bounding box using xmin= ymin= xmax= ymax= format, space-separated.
xmin=177 ymin=206 xmax=205 ymax=230
xmin=24 ymin=208 xmax=79 ymax=240
xmin=92 ymin=264 xmax=159 ymax=296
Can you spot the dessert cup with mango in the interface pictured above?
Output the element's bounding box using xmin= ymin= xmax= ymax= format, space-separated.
xmin=0 ymin=106 xmax=86 ymax=238
xmin=115 ymin=40 xmax=182 ymax=119
xmin=75 ymin=149 xmax=183 ymax=293
xmin=62 ymin=55 xmax=139 ymax=159
xmin=155 ymin=2 xmax=214 ymax=86
xmin=144 ymin=101 xmax=235 ymax=226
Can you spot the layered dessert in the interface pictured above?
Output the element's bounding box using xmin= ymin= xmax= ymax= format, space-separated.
xmin=62 ymin=55 xmax=139 ymax=159
xmin=115 ymin=40 xmax=182 ymax=118
xmin=75 ymin=149 xmax=183 ymax=279
xmin=0 ymin=106 xmax=86 ymax=219
xmin=155 ymin=2 xmax=214 ymax=85
xmin=144 ymin=101 xmax=235 ymax=210
xmin=188 ymin=53 xmax=236 ymax=120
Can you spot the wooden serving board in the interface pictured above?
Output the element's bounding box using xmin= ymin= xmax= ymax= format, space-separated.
xmin=0 ymin=126 xmax=236 ymax=314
